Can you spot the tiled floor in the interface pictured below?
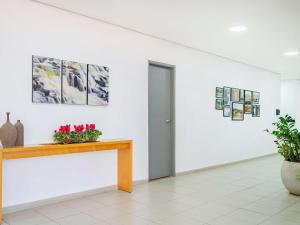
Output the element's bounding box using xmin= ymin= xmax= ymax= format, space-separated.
xmin=4 ymin=155 xmax=300 ymax=225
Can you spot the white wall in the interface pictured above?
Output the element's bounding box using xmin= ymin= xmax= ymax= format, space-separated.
xmin=281 ymin=79 xmax=300 ymax=125
xmin=0 ymin=0 xmax=280 ymax=207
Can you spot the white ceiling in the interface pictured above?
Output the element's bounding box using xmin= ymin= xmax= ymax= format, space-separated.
xmin=36 ymin=0 xmax=300 ymax=78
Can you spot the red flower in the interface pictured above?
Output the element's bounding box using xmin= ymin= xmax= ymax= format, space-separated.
xmin=90 ymin=124 xmax=95 ymax=130
xmin=59 ymin=125 xmax=71 ymax=134
xmin=74 ymin=124 xmax=84 ymax=132
xmin=65 ymin=125 xmax=70 ymax=133
xmin=86 ymin=124 xmax=95 ymax=130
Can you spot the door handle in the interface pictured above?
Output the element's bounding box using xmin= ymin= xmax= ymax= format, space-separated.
xmin=165 ymin=119 xmax=172 ymax=124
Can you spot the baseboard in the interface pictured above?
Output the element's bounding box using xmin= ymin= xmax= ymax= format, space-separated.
xmin=3 ymin=153 xmax=277 ymax=214
xmin=176 ymin=153 xmax=278 ymax=176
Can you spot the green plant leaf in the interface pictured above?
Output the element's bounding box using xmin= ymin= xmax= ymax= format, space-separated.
xmin=266 ymin=115 xmax=300 ymax=162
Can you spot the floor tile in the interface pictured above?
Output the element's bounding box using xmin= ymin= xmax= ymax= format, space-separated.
xmin=156 ymin=214 xmax=205 ymax=225
xmin=197 ymin=202 xmax=238 ymax=215
xmin=54 ymin=213 xmax=100 ymax=225
xmin=285 ymin=201 xmax=300 ymax=212
xmin=225 ymin=209 xmax=268 ymax=224
xmin=84 ymin=205 xmax=129 ymax=220
xmin=231 ymin=177 xmax=265 ymax=188
xmin=34 ymin=202 xmax=80 ymax=220
xmin=62 ymin=198 xmax=105 ymax=211
xmin=86 ymin=192 xmax=133 ymax=206
xmin=272 ymin=210 xmax=300 ymax=223
xmin=132 ymin=206 xmax=177 ymax=222
xmin=179 ymin=207 xmax=225 ymax=223
xmin=4 ymin=210 xmax=55 ymax=225
xmin=106 ymin=200 xmax=148 ymax=213
xmin=260 ymin=216 xmax=300 ymax=225
xmin=242 ymin=201 xmax=284 ymax=216
xmin=208 ymin=215 xmax=258 ymax=225
xmin=104 ymin=214 xmax=156 ymax=225
xmin=168 ymin=195 xmax=207 ymax=207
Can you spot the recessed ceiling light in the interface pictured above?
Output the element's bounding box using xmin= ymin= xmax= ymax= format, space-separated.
xmin=283 ymin=51 xmax=299 ymax=56
xmin=229 ymin=25 xmax=248 ymax=33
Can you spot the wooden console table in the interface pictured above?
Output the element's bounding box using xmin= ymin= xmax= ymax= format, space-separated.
xmin=0 ymin=140 xmax=133 ymax=222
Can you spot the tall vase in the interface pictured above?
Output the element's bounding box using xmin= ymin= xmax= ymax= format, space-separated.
xmin=15 ymin=120 xmax=24 ymax=147
xmin=0 ymin=112 xmax=17 ymax=148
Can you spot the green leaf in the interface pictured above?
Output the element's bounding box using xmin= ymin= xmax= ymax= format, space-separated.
xmin=266 ymin=115 xmax=300 ymax=162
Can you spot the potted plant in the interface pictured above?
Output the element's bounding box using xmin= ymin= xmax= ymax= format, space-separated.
xmin=266 ymin=115 xmax=300 ymax=195
xmin=53 ymin=124 xmax=102 ymax=144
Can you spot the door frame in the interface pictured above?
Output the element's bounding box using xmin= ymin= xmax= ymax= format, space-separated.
xmin=148 ymin=60 xmax=176 ymax=180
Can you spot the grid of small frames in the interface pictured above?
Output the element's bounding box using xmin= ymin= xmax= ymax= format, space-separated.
xmin=215 ymin=87 xmax=260 ymax=121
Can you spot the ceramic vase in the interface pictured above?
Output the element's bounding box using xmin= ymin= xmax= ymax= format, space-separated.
xmin=0 ymin=112 xmax=17 ymax=148
xmin=15 ymin=120 xmax=24 ymax=147
xmin=281 ymin=160 xmax=300 ymax=196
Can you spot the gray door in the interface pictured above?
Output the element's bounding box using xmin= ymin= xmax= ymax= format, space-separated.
xmin=148 ymin=64 xmax=173 ymax=180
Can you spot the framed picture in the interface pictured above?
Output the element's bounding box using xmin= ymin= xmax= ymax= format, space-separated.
xmin=244 ymin=102 xmax=252 ymax=114
xmin=215 ymin=99 xmax=223 ymax=110
xmin=223 ymin=105 xmax=231 ymax=117
xmin=245 ymin=90 xmax=252 ymax=102
xmin=252 ymin=91 xmax=260 ymax=104
xmin=223 ymin=87 xmax=231 ymax=105
xmin=87 ymin=64 xmax=109 ymax=106
xmin=32 ymin=55 xmax=61 ymax=104
xmin=215 ymin=87 xmax=224 ymax=98
xmin=62 ymin=60 xmax=87 ymax=105
xmin=231 ymin=88 xmax=240 ymax=102
xmin=240 ymin=89 xmax=245 ymax=102
xmin=252 ymin=105 xmax=260 ymax=117
xmin=232 ymin=102 xmax=244 ymax=121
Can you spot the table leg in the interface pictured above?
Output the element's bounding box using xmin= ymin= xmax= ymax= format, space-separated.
xmin=0 ymin=150 xmax=2 ymax=223
xmin=117 ymin=141 xmax=132 ymax=193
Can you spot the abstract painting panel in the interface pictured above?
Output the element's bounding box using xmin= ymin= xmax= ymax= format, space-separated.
xmin=88 ymin=64 xmax=109 ymax=106
xmin=32 ymin=55 xmax=61 ymax=104
xmin=232 ymin=102 xmax=244 ymax=121
xmin=62 ymin=60 xmax=87 ymax=105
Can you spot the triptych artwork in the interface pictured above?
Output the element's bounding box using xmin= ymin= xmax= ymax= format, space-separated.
xmin=32 ymin=55 xmax=109 ymax=106
xmin=215 ymin=86 xmax=260 ymax=121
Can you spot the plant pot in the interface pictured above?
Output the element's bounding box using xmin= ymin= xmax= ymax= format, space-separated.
xmin=281 ymin=160 xmax=300 ymax=196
